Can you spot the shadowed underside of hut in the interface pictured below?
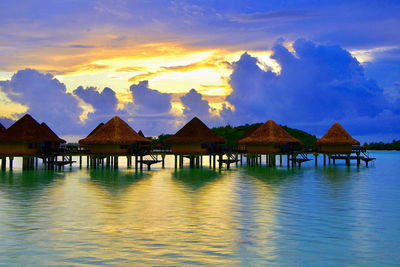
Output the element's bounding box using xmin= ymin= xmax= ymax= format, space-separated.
xmin=79 ymin=116 xmax=151 ymax=154
xmin=165 ymin=117 xmax=226 ymax=154
xmin=315 ymin=122 xmax=360 ymax=153
xmin=238 ymin=120 xmax=301 ymax=154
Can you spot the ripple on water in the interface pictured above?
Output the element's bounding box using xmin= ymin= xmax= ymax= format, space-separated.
xmin=0 ymin=152 xmax=399 ymax=266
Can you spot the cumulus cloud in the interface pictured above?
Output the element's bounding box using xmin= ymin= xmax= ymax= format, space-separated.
xmin=122 ymin=81 xmax=177 ymax=135
xmin=363 ymin=48 xmax=400 ymax=101
xmin=223 ymin=39 xmax=393 ymax=136
xmin=128 ymin=81 xmax=171 ymax=114
xmin=73 ymin=86 xmax=124 ymax=125
xmin=0 ymin=69 xmax=84 ymax=135
xmin=180 ymin=89 xmax=213 ymax=117
xmin=179 ymin=88 xmax=224 ymax=128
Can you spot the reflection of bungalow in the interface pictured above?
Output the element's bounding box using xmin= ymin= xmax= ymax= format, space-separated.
xmin=79 ymin=116 xmax=151 ymax=155
xmin=315 ymin=122 xmax=359 ymax=153
xmin=39 ymin=123 xmax=66 ymax=153
xmin=238 ymin=120 xmax=301 ymax=154
xmin=165 ymin=117 xmax=226 ymax=154
xmin=0 ymin=114 xmax=51 ymax=155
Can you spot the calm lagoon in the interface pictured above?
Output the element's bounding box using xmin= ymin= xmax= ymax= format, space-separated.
xmin=0 ymin=151 xmax=399 ymax=266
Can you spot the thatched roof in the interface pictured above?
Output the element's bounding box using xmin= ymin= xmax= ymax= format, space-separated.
xmin=0 ymin=114 xmax=42 ymax=142
xmin=315 ymin=122 xmax=360 ymax=145
xmin=79 ymin=116 xmax=151 ymax=145
xmin=88 ymin=123 xmax=104 ymax=137
xmin=235 ymin=124 xmax=260 ymax=144
xmin=165 ymin=117 xmax=227 ymax=144
xmin=238 ymin=120 xmax=301 ymax=145
xmin=39 ymin=123 xmax=66 ymax=143
xmin=138 ymin=130 xmax=145 ymax=138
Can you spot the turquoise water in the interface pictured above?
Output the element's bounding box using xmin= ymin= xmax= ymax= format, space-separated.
xmin=0 ymin=151 xmax=399 ymax=266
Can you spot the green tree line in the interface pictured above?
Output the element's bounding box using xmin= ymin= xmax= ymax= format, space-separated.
xmin=363 ymin=140 xmax=400 ymax=150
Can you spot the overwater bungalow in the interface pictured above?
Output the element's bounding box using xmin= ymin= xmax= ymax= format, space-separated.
xmin=0 ymin=114 xmax=43 ymax=155
xmin=236 ymin=124 xmax=260 ymax=150
xmin=237 ymin=120 xmax=301 ymax=154
xmin=39 ymin=122 xmax=66 ymax=153
xmin=315 ymin=122 xmax=360 ymax=153
xmin=79 ymin=116 xmax=151 ymax=155
xmin=165 ymin=117 xmax=226 ymax=154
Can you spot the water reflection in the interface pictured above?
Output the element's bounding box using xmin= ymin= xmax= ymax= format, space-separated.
xmin=172 ymin=168 xmax=220 ymax=190
xmin=0 ymin=153 xmax=399 ymax=265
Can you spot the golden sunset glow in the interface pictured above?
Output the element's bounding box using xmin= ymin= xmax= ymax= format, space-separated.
xmin=0 ymin=44 xmax=273 ymax=120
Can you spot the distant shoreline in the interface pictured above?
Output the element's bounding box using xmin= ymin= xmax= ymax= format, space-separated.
xmin=368 ymin=150 xmax=400 ymax=151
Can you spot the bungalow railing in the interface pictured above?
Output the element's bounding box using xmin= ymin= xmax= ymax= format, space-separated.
xmin=352 ymin=145 xmax=366 ymax=153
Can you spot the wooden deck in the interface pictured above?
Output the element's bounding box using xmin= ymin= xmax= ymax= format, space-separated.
xmin=0 ymin=145 xmax=376 ymax=170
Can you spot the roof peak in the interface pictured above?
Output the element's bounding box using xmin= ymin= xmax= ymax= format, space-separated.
xmin=79 ymin=116 xmax=150 ymax=145
xmin=165 ymin=116 xmax=226 ymax=144
xmin=315 ymin=122 xmax=359 ymax=145
xmin=238 ymin=119 xmax=301 ymax=145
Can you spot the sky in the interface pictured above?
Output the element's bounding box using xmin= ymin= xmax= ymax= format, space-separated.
xmin=0 ymin=0 xmax=399 ymax=142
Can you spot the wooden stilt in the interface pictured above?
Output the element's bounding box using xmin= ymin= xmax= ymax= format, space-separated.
xmin=9 ymin=157 xmax=13 ymax=170
xmin=114 ymin=156 xmax=118 ymax=169
xmin=323 ymin=154 xmax=326 ymax=166
xmin=174 ymin=155 xmax=177 ymax=169
xmin=1 ymin=157 xmax=6 ymax=170
xmin=140 ymin=155 xmax=143 ymax=171
xmin=314 ymin=153 xmax=318 ymax=166
xmin=287 ymin=154 xmax=290 ymax=168
xmin=161 ymin=154 xmax=165 ymax=168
